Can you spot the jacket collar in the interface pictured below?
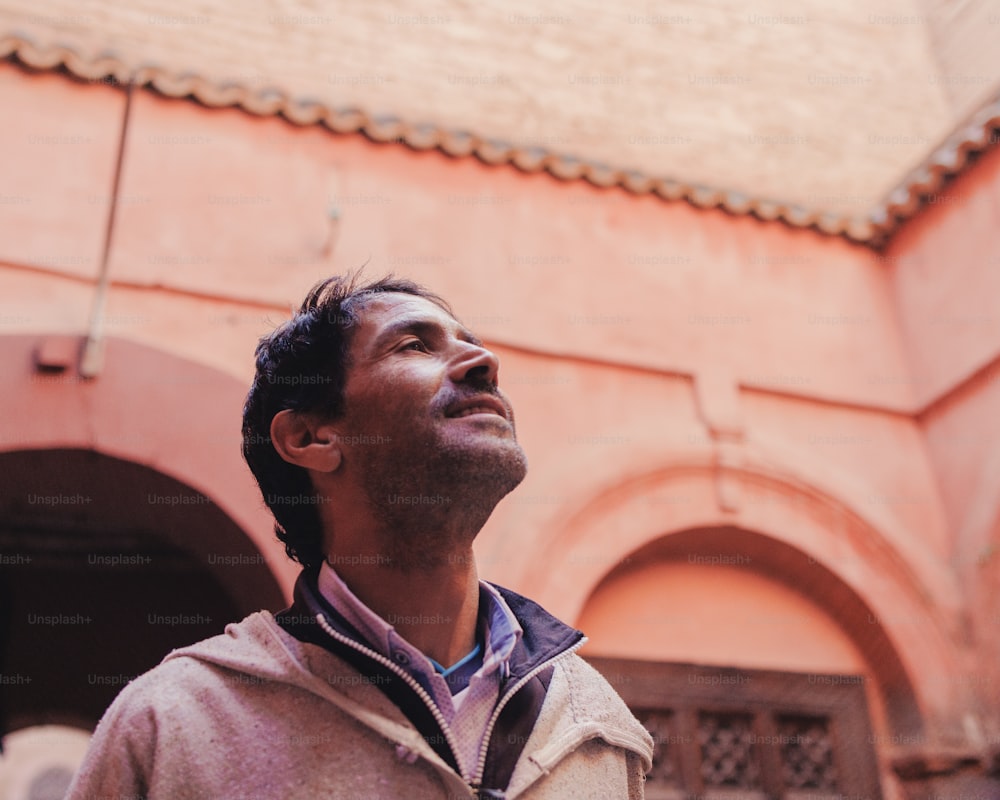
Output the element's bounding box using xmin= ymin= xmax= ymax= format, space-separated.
xmin=283 ymin=567 xmax=585 ymax=684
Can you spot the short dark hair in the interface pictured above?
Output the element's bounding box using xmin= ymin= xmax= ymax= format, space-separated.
xmin=241 ymin=273 xmax=452 ymax=569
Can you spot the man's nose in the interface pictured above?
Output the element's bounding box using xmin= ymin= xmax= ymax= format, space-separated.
xmin=448 ymin=341 xmax=500 ymax=386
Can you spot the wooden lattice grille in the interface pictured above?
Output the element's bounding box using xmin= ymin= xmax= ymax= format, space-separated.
xmin=698 ymin=711 xmax=761 ymax=789
xmin=587 ymin=658 xmax=883 ymax=800
xmin=777 ymin=714 xmax=839 ymax=791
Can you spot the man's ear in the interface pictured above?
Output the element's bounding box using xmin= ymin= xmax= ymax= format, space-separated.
xmin=270 ymin=410 xmax=342 ymax=473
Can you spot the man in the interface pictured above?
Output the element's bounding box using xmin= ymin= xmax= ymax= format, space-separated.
xmin=67 ymin=274 xmax=653 ymax=799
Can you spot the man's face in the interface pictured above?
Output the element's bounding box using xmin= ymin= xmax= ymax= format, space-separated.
xmin=330 ymin=292 xmax=527 ymax=518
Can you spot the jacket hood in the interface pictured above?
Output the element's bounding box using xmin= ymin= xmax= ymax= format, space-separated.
xmin=163 ymin=610 xmax=308 ymax=685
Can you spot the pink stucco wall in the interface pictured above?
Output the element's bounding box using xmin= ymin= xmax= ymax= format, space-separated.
xmin=884 ymin=147 xmax=1000 ymax=755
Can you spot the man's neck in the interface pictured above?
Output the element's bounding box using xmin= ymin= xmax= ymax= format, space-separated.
xmin=329 ymin=548 xmax=481 ymax=668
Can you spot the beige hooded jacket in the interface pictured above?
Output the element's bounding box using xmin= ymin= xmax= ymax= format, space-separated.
xmin=66 ymin=610 xmax=653 ymax=799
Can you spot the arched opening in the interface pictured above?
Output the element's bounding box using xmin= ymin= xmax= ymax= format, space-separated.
xmin=577 ymin=526 xmax=913 ymax=799
xmin=519 ymin=459 xmax=960 ymax=751
xmin=0 ymin=448 xmax=285 ymax=736
xmin=577 ymin=526 xmax=922 ymax=738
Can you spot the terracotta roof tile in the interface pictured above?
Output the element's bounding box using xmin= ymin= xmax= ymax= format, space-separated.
xmin=874 ymin=98 xmax=1000 ymax=241
xmin=2 ymin=32 xmax=997 ymax=248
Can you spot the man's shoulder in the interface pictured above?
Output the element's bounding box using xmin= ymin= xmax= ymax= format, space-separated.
xmin=557 ymin=652 xmax=633 ymax=709
xmin=103 ymin=612 xmax=288 ymax=713
xmin=551 ymin=654 xmax=655 ymax=762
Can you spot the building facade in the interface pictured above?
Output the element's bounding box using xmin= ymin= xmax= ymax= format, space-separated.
xmin=0 ymin=26 xmax=998 ymax=799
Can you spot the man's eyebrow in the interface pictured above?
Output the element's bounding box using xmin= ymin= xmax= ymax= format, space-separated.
xmin=373 ymin=317 xmax=483 ymax=350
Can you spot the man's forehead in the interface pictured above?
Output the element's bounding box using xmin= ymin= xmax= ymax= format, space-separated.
xmin=352 ymin=292 xmax=475 ymax=344
xmin=355 ymin=292 xmax=456 ymax=326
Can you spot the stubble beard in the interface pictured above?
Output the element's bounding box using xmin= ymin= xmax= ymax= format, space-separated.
xmin=362 ymin=435 xmax=528 ymax=573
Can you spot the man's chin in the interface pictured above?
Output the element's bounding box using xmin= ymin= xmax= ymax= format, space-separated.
xmin=496 ymin=453 xmax=528 ymax=494
xmin=491 ymin=450 xmax=528 ymax=498
xmin=438 ymin=439 xmax=527 ymax=494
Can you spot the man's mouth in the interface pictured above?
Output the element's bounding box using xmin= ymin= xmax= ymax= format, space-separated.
xmin=452 ymin=406 xmax=502 ymax=418
xmin=446 ymin=396 xmax=508 ymax=420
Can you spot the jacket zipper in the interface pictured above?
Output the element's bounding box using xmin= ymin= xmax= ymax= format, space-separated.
xmin=313 ymin=612 xmax=467 ymax=779
xmin=471 ymin=637 xmax=586 ymax=789
xmin=316 ymin=610 xmax=586 ymax=795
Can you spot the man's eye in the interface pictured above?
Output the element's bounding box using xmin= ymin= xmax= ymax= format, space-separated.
xmin=401 ymin=339 xmax=427 ymax=352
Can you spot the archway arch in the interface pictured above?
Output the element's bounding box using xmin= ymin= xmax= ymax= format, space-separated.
xmin=577 ymin=526 xmax=920 ymax=738
xmin=0 ymin=334 xmax=301 ymax=737
xmin=0 ymin=334 xmax=299 ymax=599
xmin=519 ymin=462 xmax=967 ymax=744
xmin=0 ymin=448 xmax=285 ymax=735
